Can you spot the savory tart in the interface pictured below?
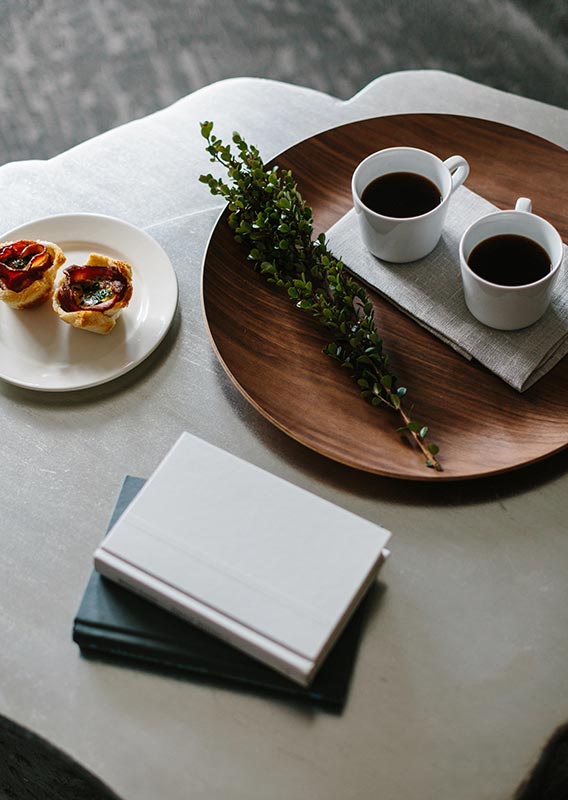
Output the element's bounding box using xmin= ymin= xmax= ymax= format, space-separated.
xmin=52 ymin=253 xmax=133 ymax=334
xmin=0 ymin=239 xmax=66 ymax=309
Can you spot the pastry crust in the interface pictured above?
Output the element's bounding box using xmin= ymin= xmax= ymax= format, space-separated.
xmin=0 ymin=239 xmax=66 ymax=309
xmin=52 ymin=252 xmax=133 ymax=334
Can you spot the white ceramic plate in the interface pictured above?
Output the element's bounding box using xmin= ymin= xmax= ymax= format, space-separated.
xmin=0 ymin=213 xmax=178 ymax=391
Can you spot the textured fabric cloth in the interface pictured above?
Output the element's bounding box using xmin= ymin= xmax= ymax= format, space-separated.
xmin=326 ymin=186 xmax=568 ymax=391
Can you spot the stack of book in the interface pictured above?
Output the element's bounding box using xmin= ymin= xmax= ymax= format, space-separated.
xmin=74 ymin=433 xmax=391 ymax=710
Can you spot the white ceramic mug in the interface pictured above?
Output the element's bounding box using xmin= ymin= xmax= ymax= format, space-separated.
xmin=459 ymin=198 xmax=564 ymax=330
xmin=351 ymin=146 xmax=470 ymax=263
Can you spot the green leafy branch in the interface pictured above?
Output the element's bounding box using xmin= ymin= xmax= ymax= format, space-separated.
xmin=199 ymin=121 xmax=441 ymax=471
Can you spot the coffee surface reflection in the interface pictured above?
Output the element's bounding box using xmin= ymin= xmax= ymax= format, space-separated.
xmin=467 ymin=234 xmax=551 ymax=286
xmin=361 ymin=171 xmax=442 ymax=218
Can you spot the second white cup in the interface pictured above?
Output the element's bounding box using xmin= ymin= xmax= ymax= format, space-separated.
xmin=459 ymin=198 xmax=564 ymax=330
xmin=351 ymin=146 xmax=470 ymax=263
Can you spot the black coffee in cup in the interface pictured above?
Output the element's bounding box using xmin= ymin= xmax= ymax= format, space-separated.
xmin=361 ymin=171 xmax=442 ymax=218
xmin=467 ymin=234 xmax=551 ymax=286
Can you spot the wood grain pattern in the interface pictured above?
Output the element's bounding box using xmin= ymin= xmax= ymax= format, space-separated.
xmin=202 ymin=114 xmax=568 ymax=480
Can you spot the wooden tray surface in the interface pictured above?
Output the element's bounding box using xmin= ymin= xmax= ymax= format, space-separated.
xmin=202 ymin=114 xmax=568 ymax=480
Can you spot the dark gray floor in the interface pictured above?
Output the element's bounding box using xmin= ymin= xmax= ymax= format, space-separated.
xmin=1 ymin=0 xmax=567 ymax=165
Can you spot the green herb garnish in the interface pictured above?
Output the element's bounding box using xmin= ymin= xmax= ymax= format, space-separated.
xmin=75 ymin=281 xmax=113 ymax=307
xmin=199 ymin=122 xmax=441 ymax=471
xmin=8 ymin=258 xmax=28 ymax=271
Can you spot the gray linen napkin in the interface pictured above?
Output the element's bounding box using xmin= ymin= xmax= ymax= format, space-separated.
xmin=326 ymin=186 xmax=568 ymax=392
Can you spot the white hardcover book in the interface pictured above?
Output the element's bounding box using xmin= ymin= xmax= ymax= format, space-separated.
xmin=94 ymin=432 xmax=391 ymax=686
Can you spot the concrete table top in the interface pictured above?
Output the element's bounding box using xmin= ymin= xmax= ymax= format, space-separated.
xmin=1 ymin=71 xmax=567 ymax=800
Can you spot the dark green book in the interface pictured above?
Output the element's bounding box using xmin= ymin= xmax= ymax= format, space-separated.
xmin=73 ymin=476 xmax=370 ymax=710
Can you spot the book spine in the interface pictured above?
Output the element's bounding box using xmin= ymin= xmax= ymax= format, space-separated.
xmin=94 ymin=548 xmax=315 ymax=687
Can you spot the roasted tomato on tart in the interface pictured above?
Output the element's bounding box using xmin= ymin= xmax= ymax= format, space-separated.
xmin=0 ymin=239 xmax=66 ymax=309
xmin=52 ymin=253 xmax=133 ymax=334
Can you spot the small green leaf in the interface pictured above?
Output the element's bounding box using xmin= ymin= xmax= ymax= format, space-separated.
xmin=201 ymin=121 xmax=214 ymax=139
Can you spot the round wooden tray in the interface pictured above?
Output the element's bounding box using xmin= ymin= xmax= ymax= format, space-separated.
xmin=202 ymin=114 xmax=568 ymax=480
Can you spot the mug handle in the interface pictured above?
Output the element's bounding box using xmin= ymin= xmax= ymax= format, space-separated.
xmin=444 ymin=155 xmax=470 ymax=193
xmin=515 ymin=197 xmax=532 ymax=212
